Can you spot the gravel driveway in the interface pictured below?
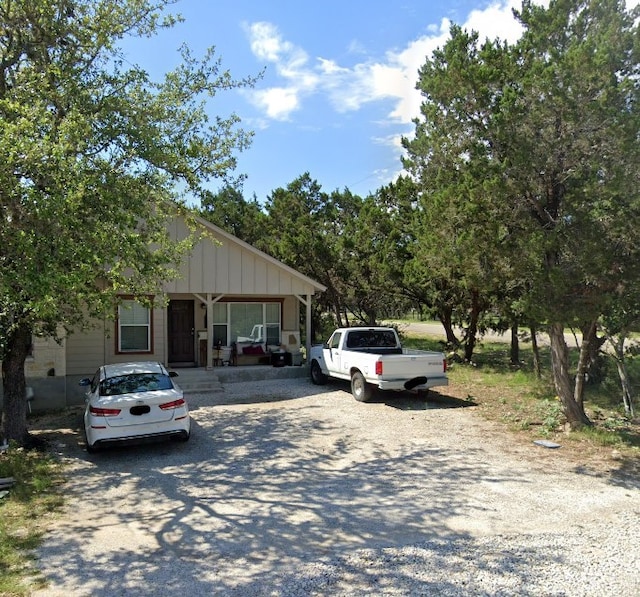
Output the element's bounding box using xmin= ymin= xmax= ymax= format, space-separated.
xmin=32 ymin=378 xmax=638 ymax=596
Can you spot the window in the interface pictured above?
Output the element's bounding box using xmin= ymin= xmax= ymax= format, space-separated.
xmin=212 ymin=302 xmax=228 ymax=347
xmin=329 ymin=332 xmax=342 ymax=349
xmin=212 ymin=302 xmax=281 ymax=347
xmin=231 ymin=303 xmax=263 ymax=343
xmin=265 ymin=303 xmax=280 ymax=345
xmin=100 ymin=373 xmax=172 ymax=396
xmin=118 ymin=300 xmax=151 ymax=352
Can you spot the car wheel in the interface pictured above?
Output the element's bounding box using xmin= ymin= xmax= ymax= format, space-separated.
xmin=351 ymin=371 xmax=373 ymax=402
xmin=310 ymin=360 xmax=328 ymax=385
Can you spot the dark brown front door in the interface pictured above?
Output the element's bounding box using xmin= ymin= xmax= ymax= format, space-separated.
xmin=168 ymin=300 xmax=195 ymax=364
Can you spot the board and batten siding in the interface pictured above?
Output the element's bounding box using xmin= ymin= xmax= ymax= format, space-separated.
xmin=65 ymin=320 xmax=108 ymax=376
xmin=162 ymin=216 xmax=319 ymax=297
xmin=65 ymin=307 xmax=167 ymax=376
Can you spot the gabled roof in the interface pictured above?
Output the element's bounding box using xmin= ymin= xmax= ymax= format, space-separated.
xmin=162 ymin=213 xmax=327 ymax=296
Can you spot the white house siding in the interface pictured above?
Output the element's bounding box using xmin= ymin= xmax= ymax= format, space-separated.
xmin=25 ymin=335 xmax=66 ymax=378
xmin=65 ymin=322 xmax=108 ymax=376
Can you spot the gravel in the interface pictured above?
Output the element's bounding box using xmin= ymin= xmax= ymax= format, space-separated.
xmin=32 ymin=377 xmax=639 ymax=596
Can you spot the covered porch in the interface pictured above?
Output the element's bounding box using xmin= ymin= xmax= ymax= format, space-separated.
xmin=166 ymin=292 xmax=315 ymax=370
xmin=164 ymin=215 xmax=326 ymax=371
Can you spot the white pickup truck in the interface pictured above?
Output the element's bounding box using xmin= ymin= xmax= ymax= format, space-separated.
xmin=309 ymin=327 xmax=448 ymax=402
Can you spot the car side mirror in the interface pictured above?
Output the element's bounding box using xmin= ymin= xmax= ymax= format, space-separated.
xmin=169 ymin=371 xmax=179 ymax=378
xmin=78 ymin=378 xmax=91 ymax=386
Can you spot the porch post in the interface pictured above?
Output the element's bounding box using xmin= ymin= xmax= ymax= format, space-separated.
xmin=305 ymin=293 xmax=312 ymax=360
xmin=206 ymin=293 xmax=213 ymax=370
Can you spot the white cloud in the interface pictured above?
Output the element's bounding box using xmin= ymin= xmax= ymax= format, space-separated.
xmin=247 ymin=21 xmax=298 ymax=64
xmin=243 ymin=21 xmax=320 ymax=120
xmin=246 ymin=0 xmax=640 ymax=142
xmin=245 ymin=2 xmax=534 ymax=124
xmin=465 ymin=0 xmax=528 ymax=44
xmin=252 ymin=87 xmax=300 ymax=120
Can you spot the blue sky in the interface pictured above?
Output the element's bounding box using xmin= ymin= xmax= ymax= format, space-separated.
xmin=117 ymin=0 xmax=627 ymax=204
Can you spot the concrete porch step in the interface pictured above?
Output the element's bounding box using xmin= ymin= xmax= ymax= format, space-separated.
xmin=215 ymin=364 xmax=308 ymax=384
xmin=180 ymin=381 xmax=224 ymax=394
xmin=169 ymin=364 xmax=309 ymax=392
xmin=170 ymin=368 xmax=224 ymax=394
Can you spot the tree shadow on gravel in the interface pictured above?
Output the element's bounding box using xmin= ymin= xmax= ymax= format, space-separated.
xmin=30 ymin=391 xmax=611 ymax=597
xmin=321 ymin=380 xmax=476 ymax=411
xmin=195 ymin=379 xmax=340 ymax=407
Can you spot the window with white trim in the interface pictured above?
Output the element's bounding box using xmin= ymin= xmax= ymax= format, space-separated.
xmin=212 ymin=302 xmax=228 ymax=347
xmin=118 ymin=300 xmax=151 ymax=352
xmin=212 ymin=302 xmax=281 ymax=347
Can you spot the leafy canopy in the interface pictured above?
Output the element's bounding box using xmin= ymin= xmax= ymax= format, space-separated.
xmin=0 ymin=0 xmax=257 ymax=354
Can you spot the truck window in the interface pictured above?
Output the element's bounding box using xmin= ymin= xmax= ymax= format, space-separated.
xmin=376 ymin=331 xmax=397 ymax=347
xmin=346 ymin=330 xmax=397 ymax=348
xmin=329 ymin=332 xmax=342 ymax=349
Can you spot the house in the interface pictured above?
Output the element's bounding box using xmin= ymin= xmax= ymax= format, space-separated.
xmin=5 ymin=214 xmax=326 ymax=410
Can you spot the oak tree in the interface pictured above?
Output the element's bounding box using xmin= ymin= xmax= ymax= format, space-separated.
xmin=0 ymin=0 xmax=254 ymax=443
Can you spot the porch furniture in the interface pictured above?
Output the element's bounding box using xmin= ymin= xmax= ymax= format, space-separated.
xmin=213 ymin=346 xmax=232 ymax=367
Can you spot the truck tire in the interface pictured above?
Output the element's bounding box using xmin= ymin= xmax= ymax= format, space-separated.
xmin=310 ymin=360 xmax=328 ymax=385
xmin=351 ymin=370 xmax=373 ymax=402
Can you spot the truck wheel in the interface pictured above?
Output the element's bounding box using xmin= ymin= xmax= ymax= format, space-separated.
xmin=351 ymin=371 xmax=373 ymax=402
xmin=310 ymin=360 xmax=328 ymax=385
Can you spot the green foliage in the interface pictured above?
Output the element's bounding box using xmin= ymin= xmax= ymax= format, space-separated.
xmin=0 ymin=0 xmax=255 ymax=345
xmin=200 ymin=184 xmax=267 ymax=246
xmin=401 ymin=0 xmax=640 ymax=426
xmin=539 ymin=399 xmax=565 ymax=435
xmin=0 ymin=445 xmax=64 ymax=595
xmin=1 ymin=0 xmax=257 ymax=442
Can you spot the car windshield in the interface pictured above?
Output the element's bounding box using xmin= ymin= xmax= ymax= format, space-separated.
xmin=99 ymin=373 xmax=173 ymax=396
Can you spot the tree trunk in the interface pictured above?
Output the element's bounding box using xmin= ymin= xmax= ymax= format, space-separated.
xmin=510 ymin=323 xmax=519 ymax=366
xmin=610 ymin=334 xmax=635 ymax=417
xmin=530 ymin=324 xmax=541 ymax=378
xmin=438 ymin=306 xmax=458 ymax=346
xmin=615 ymin=358 xmax=635 ymax=418
xmin=574 ymin=319 xmax=597 ymax=408
xmin=463 ymin=291 xmax=481 ymax=362
xmin=548 ymin=322 xmax=592 ymax=429
xmin=1 ymin=323 xmax=32 ymax=445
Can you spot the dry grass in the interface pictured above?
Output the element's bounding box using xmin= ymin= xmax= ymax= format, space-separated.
xmin=403 ymin=334 xmax=640 ymax=478
xmin=0 ymin=443 xmax=65 ymax=595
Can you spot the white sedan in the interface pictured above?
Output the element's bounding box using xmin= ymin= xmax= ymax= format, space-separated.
xmin=80 ymin=362 xmax=191 ymax=452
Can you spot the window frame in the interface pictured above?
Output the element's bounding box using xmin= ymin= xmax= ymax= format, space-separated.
xmin=212 ymin=300 xmax=282 ymax=347
xmin=116 ymin=298 xmax=153 ymax=354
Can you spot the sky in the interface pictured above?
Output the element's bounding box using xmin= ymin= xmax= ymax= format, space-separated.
xmin=119 ymin=0 xmax=636 ymax=204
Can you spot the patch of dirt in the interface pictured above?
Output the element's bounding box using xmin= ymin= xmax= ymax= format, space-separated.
xmin=443 ymin=380 xmax=640 ymax=483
